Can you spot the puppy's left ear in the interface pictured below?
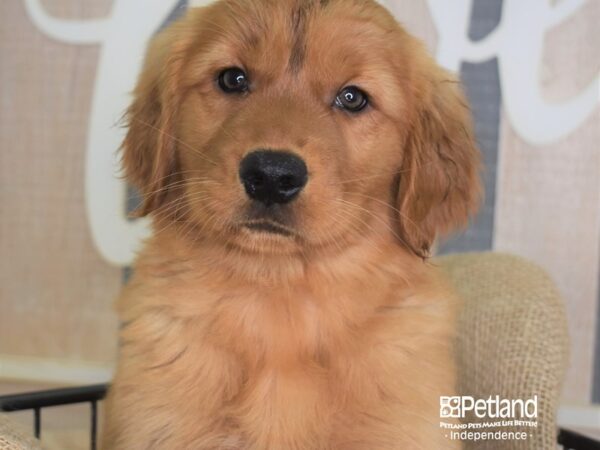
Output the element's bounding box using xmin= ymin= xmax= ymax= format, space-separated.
xmin=396 ymin=68 xmax=482 ymax=258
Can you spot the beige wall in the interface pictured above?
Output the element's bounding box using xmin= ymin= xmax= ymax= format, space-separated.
xmin=0 ymin=0 xmax=119 ymax=369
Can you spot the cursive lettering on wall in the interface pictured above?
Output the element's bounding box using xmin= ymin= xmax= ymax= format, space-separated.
xmin=24 ymin=0 xmax=599 ymax=266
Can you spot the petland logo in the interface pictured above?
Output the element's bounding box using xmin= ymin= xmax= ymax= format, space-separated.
xmin=440 ymin=395 xmax=538 ymax=419
xmin=440 ymin=396 xmax=538 ymax=442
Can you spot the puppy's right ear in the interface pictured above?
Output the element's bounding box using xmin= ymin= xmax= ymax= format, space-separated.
xmin=121 ymin=22 xmax=191 ymax=216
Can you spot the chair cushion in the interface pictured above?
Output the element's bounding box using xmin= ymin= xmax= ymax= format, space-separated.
xmin=437 ymin=252 xmax=569 ymax=449
xmin=0 ymin=415 xmax=41 ymax=450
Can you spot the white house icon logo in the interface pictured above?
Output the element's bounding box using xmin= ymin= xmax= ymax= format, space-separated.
xmin=440 ymin=397 xmax=462 ymax=418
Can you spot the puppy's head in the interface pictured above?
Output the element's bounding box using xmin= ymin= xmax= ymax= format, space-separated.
xmin=122 ymin=0 xmax=481 ymax=258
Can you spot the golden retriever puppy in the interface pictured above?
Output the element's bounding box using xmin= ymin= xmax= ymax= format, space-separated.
xmin=102 ymin=0 xmax=481 ymax=448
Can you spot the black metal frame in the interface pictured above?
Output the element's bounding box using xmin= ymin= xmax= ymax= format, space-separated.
xmin=1 ymin=384 xmax=600 ymax=450
xmin=0 ymin=384 xmax=107 ymax=450
xmin=559 ymin=428 xmax=600 ymax=450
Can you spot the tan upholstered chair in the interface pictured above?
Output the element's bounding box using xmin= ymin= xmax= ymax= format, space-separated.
xmin=439 ymin=252 xmax=570 ymax=450
xmin=0 ymin=253 xmax=570 ymax=449
xmin=0 ymin=415 xmax=40 ymax=450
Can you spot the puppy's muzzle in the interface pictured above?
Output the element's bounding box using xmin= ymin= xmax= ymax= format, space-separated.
xmin=239 ymin=150 xmax=308 ymax=206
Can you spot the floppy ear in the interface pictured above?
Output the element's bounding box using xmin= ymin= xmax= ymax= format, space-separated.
xmin=396 ymin=69 xmax=482 ymax=258
xmin=121 ymin=23 xmax=191 ymax=217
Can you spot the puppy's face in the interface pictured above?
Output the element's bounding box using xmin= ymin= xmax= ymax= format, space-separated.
xmin=124 ymin=0 xmax=480 ymax=258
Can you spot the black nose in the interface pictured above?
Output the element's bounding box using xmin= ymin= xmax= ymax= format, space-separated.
xmin=239 ymin=150 xmax=308 ymax=206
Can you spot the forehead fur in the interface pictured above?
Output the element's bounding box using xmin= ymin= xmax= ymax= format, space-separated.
xmin=184 ymin=0 xmax=402 ymax=72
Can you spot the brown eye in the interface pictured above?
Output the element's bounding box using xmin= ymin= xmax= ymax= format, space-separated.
xmin=218 ymin=67 xmax=249 ymax=93
xmin=335 ymin=86 xmax=369 ymax=113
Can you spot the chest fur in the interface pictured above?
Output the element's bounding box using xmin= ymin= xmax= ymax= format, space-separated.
xmin=112 ymin=257 xmax=453 ymax=448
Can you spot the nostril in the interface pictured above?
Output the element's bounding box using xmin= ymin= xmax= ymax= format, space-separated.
xmin=247 ymin=171 xmax=265 ymax=188
xmin=278 ymin=175 xmax=297 ymax=191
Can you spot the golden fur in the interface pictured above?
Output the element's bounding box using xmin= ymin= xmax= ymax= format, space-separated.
xmin=102 ymin=0 xmax=481 ymax=448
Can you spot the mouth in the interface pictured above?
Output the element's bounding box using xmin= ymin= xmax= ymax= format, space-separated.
xmin=243 ymin=220 xmax=295 ymax=237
